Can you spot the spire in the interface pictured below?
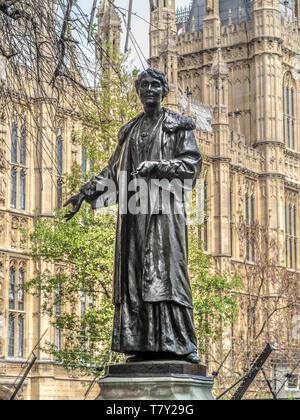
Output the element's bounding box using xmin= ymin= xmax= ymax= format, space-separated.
xmin=203 ymin=0 xmax=221 ymax=49
xmin=97 ymin=0 xmax=121 ymax=30
xmin=205 ymin=0 xmax=219 ymax=16
xmin=96 ymin=0 xmax=122 ymax=69
xmin=211 ymin=24 xmax=228 ymax=79
xmin=211 ymin=42 xmax=229 ymax=124
xmin=211 ymin=45 xmax=229 ymax=78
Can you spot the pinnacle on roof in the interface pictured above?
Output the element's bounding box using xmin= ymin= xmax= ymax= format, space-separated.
xmin=211 ymin=46 xmax=229 ymax=77
xmin=97 ymin=0 xmax=121 ymax=28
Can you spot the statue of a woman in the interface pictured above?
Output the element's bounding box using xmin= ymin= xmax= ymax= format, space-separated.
xmin=64 ymin=67 xmax=202 ymax=363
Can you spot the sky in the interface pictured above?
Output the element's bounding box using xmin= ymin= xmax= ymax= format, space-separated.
xmin=78 ymin=0 xmax=191 ymax=69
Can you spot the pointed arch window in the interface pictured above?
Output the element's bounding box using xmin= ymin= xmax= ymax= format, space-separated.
xmin=57 ymin=179 xmax=62 ymax=209
xmin=10 ymin=168 xmax=17 ymax=209
xmin=245 ymin=193 xmax=249 ymax=225
xmin=89 ymin=294 xmax=94 ymax=309
xmin=285 ymin=191 xmax=298 ymax=270
xmin=20 ymin=170 xmax=26 ymax=210
xmin=17 ymin=315 xmax=24 ymax=358
xmin=8 ymin=265 xmax=26 ymax=358
xmin=10 ymin=116 xmax=28 ymax=211
xmin=11 ymin=121 xmax=18 ymax=164
xmin=18 ymin=269 xmax=25 ymax=311
xmin=20 ymin=127 xmax=26 ymax=166
xmin=80 ymin=291 xmax=88 ymax=353
xmin=251 ymin=194 xmax=255 ymax=225
xmin=57 ymin=134 xmax=63 ymax=176
xmin=245 ymin=182 xmax=256 ymax=262
xmin=56 ymin=284 xmax=62 ymax=315
xmin=55 ymin=327 xmax=61 ymax=352
xmin=9 ymin=267 xmax=16 ymax=310
xmin=8 ymin=314 xmax=15 ymax=357
xmin=283 ymin=74 xmax=296 ymax=150
xmin=287 ymin=119 xmax=290 ymax=148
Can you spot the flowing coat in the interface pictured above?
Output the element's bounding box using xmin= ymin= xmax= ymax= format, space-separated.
xmin=81 ymin=108 xmax=202 ymax=313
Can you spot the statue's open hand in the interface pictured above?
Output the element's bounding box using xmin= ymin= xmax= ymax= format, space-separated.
xmin=63 ymin=193 xmax=85 ymax=221
xmin=133 ymin=161 xmax=157 ymax=177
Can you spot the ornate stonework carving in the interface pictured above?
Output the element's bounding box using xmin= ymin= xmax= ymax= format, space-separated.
xmin=9 ymin=216 xmax=28 ymax=249
xmin=0 ymin=212 xmax=5 ymax=242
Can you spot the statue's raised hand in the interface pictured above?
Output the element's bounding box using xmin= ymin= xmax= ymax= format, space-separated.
xmin=64 ymin=192 xmax=85 ymax=221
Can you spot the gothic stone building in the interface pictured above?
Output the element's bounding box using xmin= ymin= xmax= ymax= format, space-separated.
xmin=0 ymin=0 xmax=300 ymax=399
xmin=149 ymin=0 xmax=300 ymax=396
xmin=0 ymin=1 xmax=118 ymax=401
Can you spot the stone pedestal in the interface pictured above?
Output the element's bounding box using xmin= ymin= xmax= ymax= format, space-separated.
xmin=96 ymin=361 xmax=214 ymax=400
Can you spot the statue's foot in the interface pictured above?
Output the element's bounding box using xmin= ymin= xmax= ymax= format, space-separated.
xmin=126 ymin=354 xmax=147 ymax=363
xmin=185 ymin=352 xmax=200 ymax=364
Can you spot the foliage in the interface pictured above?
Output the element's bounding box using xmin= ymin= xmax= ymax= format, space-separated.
xmin=24 ymin=207 xmax=117 ymax=374
xmin=188 ymin=226 xmax=242 ymax=353
xmin=23 ymin=53 xmax=141 ymax=375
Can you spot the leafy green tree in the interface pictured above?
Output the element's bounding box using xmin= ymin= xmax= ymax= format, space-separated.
xmin=24 ymin=54 xmax=141 ymax=375
xmin=188 ymin=227 xmax=242 ymax=353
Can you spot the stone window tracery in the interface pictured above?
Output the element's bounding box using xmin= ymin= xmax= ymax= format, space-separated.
xmin=8 ymin=261 xmax=26 ymax=358
xmin=285 ymin=190 xmax=298 ymax=270
xmin=10 ymin=168 xmax=17 ymax=209
xmin=10 ymin=112 xmax=27 ymax=211
xmin=283 ymin=73 xmax=296 ymax=150
xmin=245 ymin=180 xmax=256 ymax=262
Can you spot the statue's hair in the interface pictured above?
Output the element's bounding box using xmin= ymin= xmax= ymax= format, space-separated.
xmin=135 ymin=67 xmax=170 ymax=99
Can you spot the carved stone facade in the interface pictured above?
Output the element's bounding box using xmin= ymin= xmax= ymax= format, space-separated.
xmin=150 ymin=0 xmax=300 ymax=266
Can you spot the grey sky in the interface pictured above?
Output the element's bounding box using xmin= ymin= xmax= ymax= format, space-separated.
xmin=78 ymin=0 xmax=191 ymax=69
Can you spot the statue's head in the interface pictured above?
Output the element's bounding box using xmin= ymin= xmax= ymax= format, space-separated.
xmin=135 ymin=67 xmax=170 ymax=105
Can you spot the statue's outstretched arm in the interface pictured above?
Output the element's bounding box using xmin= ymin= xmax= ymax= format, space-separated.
xmin=64 ymin=145 xmax=122 ymax=220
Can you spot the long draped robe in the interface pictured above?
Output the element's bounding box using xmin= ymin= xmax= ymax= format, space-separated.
xmin=81 ymin=108 xmax=202 ymax=356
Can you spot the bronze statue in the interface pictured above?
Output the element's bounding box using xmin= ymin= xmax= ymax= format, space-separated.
xmin=64 ymin=67 xmax=202 ymax=363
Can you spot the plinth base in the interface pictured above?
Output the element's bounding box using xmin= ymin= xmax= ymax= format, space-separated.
xmin=96 ymin=361 xmax=214 ymax=400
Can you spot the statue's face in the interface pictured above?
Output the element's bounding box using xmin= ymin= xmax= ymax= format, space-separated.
xmin=138 ymin=74 xmax=164 ymax=106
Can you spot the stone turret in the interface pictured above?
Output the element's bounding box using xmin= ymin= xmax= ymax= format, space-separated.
xmin=149 ymin=0 xmax=178 ymax=111
xmin=210 ymin=35 xmax=231 ymax=258
xmin=202 ymin=0 xmax=221 ymax=50
xmin=96 ymin=0 xmax=122 ymax=68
